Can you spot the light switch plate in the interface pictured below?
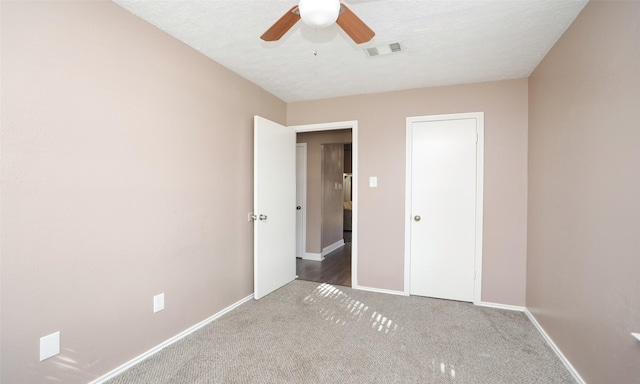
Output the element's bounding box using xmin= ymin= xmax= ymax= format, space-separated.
xmin=153 ymin=293 xmax=165 ymax=313
xmin=40 ymin=331 xmax=60 ymax=361
xmin=369 ymin=176 xmax=378 ymax=188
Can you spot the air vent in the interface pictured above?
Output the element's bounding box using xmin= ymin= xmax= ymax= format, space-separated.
xmin=364 ymin=42 xmax=402 ymax=57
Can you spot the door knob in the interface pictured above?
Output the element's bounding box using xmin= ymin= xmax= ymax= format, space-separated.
xmin=259 ymin=214 xmax=268 ymax=221
xmin=414 ymin=215 xmax=421 ymax=221
xmin=296 ymin=206 xmax=301 ymax=210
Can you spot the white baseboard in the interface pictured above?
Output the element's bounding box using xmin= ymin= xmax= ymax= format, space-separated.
xmin=353 ymin=284 xmax=408 ymax=296
xmin=476 ymin=301 xmax=525 ymax=312
xmin=302 ymin=240 xmax=345 ymax=261
xmin=90 ymin=293 xmax=254 ymax=384
xmin=303 ymin=252 xmax=323 ymax=261
xmin=321 ymin=239 xmax=345 ymax=256
xmin=524 ymin=309 xmax=585 ymax=384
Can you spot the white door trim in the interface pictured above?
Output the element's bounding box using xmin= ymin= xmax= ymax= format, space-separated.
xmin=404 ymin=112 xmax=484 ymax=304
xmin=296 ymin=143 xmax=307 ymax=260
xmin=290 ymin=120 xmax=359 ymax=288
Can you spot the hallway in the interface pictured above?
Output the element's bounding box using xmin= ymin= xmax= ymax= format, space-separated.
xmin=296 ymin=232 xmax=351 ymax=287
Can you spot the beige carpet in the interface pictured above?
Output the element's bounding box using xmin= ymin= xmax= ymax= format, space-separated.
xmin=107 ymin=280 xmax=575 ymax=383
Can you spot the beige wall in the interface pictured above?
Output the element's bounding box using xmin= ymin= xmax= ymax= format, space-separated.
xmin=288 ymin=79 xmax=529 ymax=303
xmin=0 ymin=2 xmax=285 ymax=383
xmin=527 ymin=1 xmax=640 ymax=383
xmin=7 ymin=1 xmax=631 ymax=383
xmin=321 ymin=144 xmax=345 ymax=249
xmin=297 ymin=130 xmax=352 ymax=253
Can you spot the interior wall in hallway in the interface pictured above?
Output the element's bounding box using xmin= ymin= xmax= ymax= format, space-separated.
xmin=296 ymin=130 xmax=352 ymax=254
xmin=321 ymin=143 xmax=345 ymax=249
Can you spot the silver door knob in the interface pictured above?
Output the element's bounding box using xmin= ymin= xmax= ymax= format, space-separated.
xmin=414 ymin=215 xmax=421 ymax=221
xmin=259 ymin=214 xmax=268 ymax=221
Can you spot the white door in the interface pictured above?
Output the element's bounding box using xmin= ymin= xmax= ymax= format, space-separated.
xmin=408 ymin=115 xmax=481 ymax=302
xmin=295 ymin=144 xmax=307 ymax=259
xmin=254 ymin=116 xmax=296 ymax=300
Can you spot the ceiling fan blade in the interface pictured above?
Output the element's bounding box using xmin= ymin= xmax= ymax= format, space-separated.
xmin=260 ymin=6 xmax=301 ymax=41
xmin=336 ymin=3 xmax=375 ymax=44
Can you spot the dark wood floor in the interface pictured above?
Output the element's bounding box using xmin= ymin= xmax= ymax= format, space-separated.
xmin=296 ymin=232 xmax=352 ymax=287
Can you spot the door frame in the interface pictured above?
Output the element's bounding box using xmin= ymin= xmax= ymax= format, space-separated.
xmin=403 ymin=112 xmax=484 ymax=304
xmin=295 ymin=143 xmax=307 ymax=259
xmin=290 ymin=120 xmax=359 ymax=288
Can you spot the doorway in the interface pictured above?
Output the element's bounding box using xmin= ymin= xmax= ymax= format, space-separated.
xmin=404 ymin=113 xmax=484 ymax=303
xmin=253 ymin=118 xmax=358 ymax=299
xmin=292 ymin=121 xmax=358 ymax=288
xmin=295 ymin=139 xmax=352 ymax=287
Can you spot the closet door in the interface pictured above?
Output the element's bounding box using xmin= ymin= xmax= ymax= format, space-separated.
xmin=407 ymin=114 xmax=482 ymax=302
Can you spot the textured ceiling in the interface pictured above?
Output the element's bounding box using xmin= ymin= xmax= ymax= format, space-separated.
xmin=113 ymin=0 xmax=588 ymax=102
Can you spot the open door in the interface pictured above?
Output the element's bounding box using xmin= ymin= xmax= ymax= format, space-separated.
xmin=254 ymin=116 xmax=296 ymax=300
xmin=295 ymin=143 xmax=307 ymax=259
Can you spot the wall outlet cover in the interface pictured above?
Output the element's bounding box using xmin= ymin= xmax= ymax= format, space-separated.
xmin=40 ymin=331 xmax=60 ymax=361
xmin=153 ymin=293 xmax=165 ymax=313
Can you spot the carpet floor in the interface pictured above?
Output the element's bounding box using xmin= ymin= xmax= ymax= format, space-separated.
xmin=107 ymin=280 xmax=575 ymax=383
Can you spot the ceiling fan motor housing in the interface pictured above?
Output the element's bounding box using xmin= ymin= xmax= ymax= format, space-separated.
xmin=298 ymin=0 xmax=341 ymax=28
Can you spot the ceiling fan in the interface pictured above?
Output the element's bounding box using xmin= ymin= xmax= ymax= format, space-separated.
xmin=260 ymin=0 xmax=375 ymax=44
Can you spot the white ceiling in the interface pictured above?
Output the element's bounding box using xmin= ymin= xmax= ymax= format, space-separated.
xmin=113 ymin=0 xmax=588 ymax=103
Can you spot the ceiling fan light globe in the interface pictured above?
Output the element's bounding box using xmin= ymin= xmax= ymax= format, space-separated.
xmin=299 ymin=0 xmax=340 ymax=28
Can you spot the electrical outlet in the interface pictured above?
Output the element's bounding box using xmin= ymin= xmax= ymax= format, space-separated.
xmin=153 ymin=293 xmax=165 ymax=313
xmin=40 ymin=331 xmax=60 ymax=361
